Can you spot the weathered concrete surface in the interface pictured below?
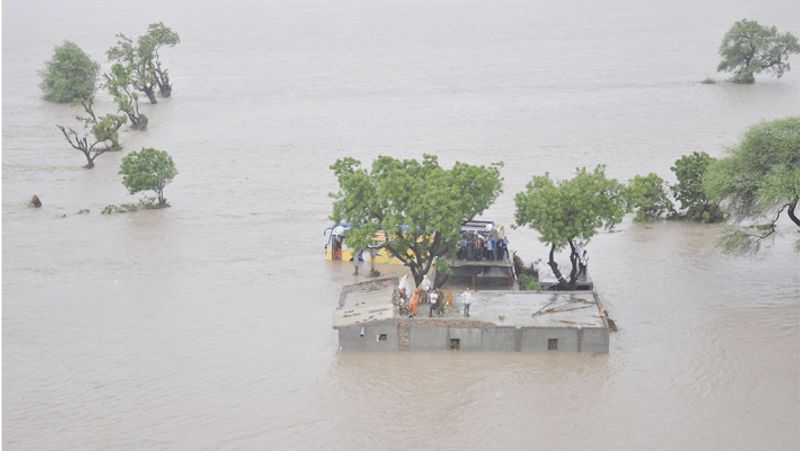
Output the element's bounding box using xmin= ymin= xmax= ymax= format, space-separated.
xmin=448 ymin=328 xmax=483 ymax=351
xmin=408 ymin=326 xmax=449 ymax=351
xmin=481 ymin=328 xmax=517 ymax=352
xmin=337 ymin=320 xmax=399 ymax=351
xmin=521 ymin=327 xmax=579 ymax=352
xmin=537 ymin=263 xmax=594 ymax=290
xmin=333 ymin=278 xmax=396 ymax=329
xmin=580 ymin=327 xmax=610 ymax=353
xmin=334 ymin=283 xmax=610 ymax=353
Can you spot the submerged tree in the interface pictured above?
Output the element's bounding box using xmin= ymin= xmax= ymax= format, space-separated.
xmin=92 ymin=113 xmax=127 ymax=151
xmin=56 ymin=95 xmax=127 ymax=168
xmin=330 ymin=155 xmax=503 ymax=287
xmin=625 ymin=173 xmax=674 ymax=222
xmin=120 ymin=148 xmax=178 ymax=206
xmin=139 ymin=23 xmax=180 ymax=97
xmin=717 ymin=19 xmax=800 ymax=83
xmin=107 ymin=33 xmax=158 ymax=104
xmin=76 ymin=97 xmax=127 ymax=150
xmin=104 ymin=63 xmax=148 ymax=130
xmin=514 ymin=166 xmax=626 ymax=290
xmin=39 ymin=41 xmax=100 ymax=103
xmin=56 ymin=120 xmax=117 ymax=169
xmin=705 ymin=117 xmax=800 ymax=255
xmin=671 ymin=152 xmax=724 ymax=223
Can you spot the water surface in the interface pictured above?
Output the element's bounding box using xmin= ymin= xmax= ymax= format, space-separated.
xmin=3 ymin=0 xmax=799 ymax=449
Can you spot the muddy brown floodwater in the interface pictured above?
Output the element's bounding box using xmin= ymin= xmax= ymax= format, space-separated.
xmin=3 ymin=0 xmax=799 ymax=449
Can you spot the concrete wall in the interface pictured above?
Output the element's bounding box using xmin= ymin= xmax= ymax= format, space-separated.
xmin=580 ymin=327 xmax=609 ymax=353
xmin=408 ymin=326 xmax=449 ymax=351
xmin=338 ymin=320 xmax=399 ymax=351
xmin=481 ymin=328 xmax=518 ymax=352
xmin=521 ymin=327 xmax=579 ymax=352
xmin=338 ymin=322 xmax=608 ymax=353
xmin=448 ymin=328 xmax=483 ymax=351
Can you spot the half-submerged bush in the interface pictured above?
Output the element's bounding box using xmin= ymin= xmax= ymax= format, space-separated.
xmin=518 ymin=273 xmax=541 ymax=291
xmin=625 ymin=173 xmax=674 ymax=222
xmin=101 ymin=197 xmax=157 ymax=214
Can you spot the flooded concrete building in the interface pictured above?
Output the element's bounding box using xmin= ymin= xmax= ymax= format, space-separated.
xmin=333 ymin=278 xmax=609 ymax=353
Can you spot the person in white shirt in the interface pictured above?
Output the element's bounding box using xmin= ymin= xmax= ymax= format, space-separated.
xmin=461 ymin=290 xmax=472 ymax=318
xmin=579 ymin=250 xmax=589 ymax=278
xmin=429 ymin=290 xmax=438 ymax=317
xmin=573 ymin=239 xmax=583 ymax=258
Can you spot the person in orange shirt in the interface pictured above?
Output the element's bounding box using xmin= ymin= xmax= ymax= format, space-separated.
xmin=410 ymin=288 xmax=420 ymax=317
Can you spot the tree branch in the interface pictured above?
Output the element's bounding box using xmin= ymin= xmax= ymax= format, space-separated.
xmin=57 ymin=125 xmax=86 ymax=152
xmin=384 ymin=242 xmax=413 ymax=267
xmin=787 ymin=200 xmax=800 ymax=229
xmin=742 ymin=204 xmax=788 ymax=239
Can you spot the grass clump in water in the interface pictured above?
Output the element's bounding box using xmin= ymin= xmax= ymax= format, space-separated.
xmin=102 ymin=197 xmax=157 ymax=214
xmin=519 ymin=274 xmax=540 ymax=291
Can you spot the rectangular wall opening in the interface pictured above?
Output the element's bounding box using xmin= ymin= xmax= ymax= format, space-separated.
xmin=377 ymin=333 xmax=388 ymax=342
xmin=450 ymin=338 xmax=460 ymax=350
xmin=548 ymin=338 xmax=558 ymax=351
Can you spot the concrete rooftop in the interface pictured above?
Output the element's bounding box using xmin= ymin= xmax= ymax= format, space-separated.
xmin=333 ymin=279 xmax=396 ymax=328
xmin=461 ymin=291 xmax=604 ymax=328
xmin=334 ymin=278 xmax=606 ymax=330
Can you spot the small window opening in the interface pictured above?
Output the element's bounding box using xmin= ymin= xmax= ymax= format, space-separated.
xmin=450 ymin=338 xmax=460 ymax=350
xmin=377 ymin=333 xmax=388 ymax=342
xmin=548 ymin=338 xmax=558 ymax=350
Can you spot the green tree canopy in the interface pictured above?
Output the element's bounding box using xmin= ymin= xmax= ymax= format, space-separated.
xmin=717 ymin=19 xmax=800 ymax=83
xmin=139 ymin=22 xmax=180 ymax=97
xmin=671 ymin=152 xmax=724 ymax=223
xmin=120 ymin=148 xmax=177 ymax=205
xmin=625 ymin=173 xmax=674 ymax=222
xmin=107 ymin=33 xmax=158 ymax=104
xmin=514 ymin=165 xmax=626 ymax=290
xmin=705 ymin=117 xmax=800 ymax=254
xmin=39 ymin=41 xmax=100 ymax=103
xmin=92 ymin=113 xmax=127 ymax=150
xmin=330 ymin=154 xmax=503 ymax=286
xmin=104 ymin=63 xmax=148 ymax=130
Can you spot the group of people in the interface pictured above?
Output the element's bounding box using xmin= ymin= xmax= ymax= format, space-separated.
xmin=399 ymin=286 xmax=453 ymax=318
xmin=398 ymin=284 xmax=475 ymax=319
xmin=457 ymin=231 xmax=509 ymax=262
xmin=573 ymin=239 xmax=590 ymax=278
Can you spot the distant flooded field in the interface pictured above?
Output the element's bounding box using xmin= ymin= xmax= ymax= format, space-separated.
xmin=3 ymin=0 xmax=799 ymax=449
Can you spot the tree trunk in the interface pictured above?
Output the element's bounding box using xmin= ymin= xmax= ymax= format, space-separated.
xmin=433 ymin=272 xmax=449 ymax=289
xmin=159 ymin=84 xmax=172 ymax=97
xmin=409 ymin=265 xmax=423 ymax=287
xmin=368 ymin=249 xmax=380 ymax=277
xmin=130 ymin=114 xmax=148 ymax=131
xmin=567 ymin=240 xmax=578 ymax=290
xmin=547 ymin=243 xmax=569 ymax=290
xmin=83 ymin=151 xmax=95 ymax=169
xmin=144 ymin=88 xmax=158 ymax=104
xmin=788 ymin=200 xmax=800 ymax=229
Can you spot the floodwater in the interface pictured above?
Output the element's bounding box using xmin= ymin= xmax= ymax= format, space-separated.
xmin=3 ymin=0 xmax=799 ymax=449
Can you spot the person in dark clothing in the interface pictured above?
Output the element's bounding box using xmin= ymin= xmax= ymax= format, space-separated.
xmin=579 ymin=250 xmax=589 ymax=278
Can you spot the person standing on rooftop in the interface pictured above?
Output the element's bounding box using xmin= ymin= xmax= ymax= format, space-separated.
xmin=579 ymin=250 xmax=589 ymax=278
xmin=573 ymin=239 xmax=583 ymax=258
xmin=461 ymin=290 xmax=472 ymax=318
